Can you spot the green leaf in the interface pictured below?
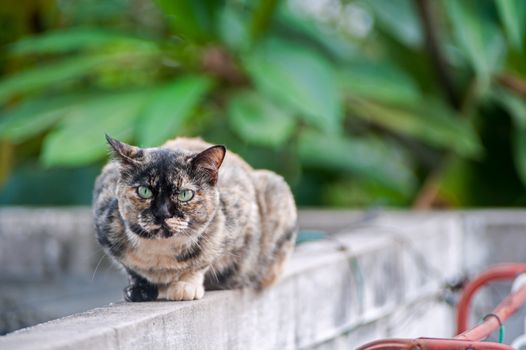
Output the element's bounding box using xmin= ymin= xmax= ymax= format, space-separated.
xmin=244 ymin=39 xmax=343 ymax=133
xmin=444 ymin=0 xmax=506 ymax=80
xmin=339 ymin=61 xmax=420 ymax=105
xmin=10 ymin=28 xmax=154 ymax=56
xmin=0 ymin=56 xmax=106 ymax=105
xmin=276 ymin=5 xmax=359 ymax=62
xmin=41 ymin=90 xmax=151 ymax=166
xmin=493 ymin=87 xmax=526 ymax=127
xmin=350 ymin=98 xmax=482 ymax=157
xmin=137 ymin=75 xmax=212 ymax=147
xmin=0 ymin=95 xmax=87 ymax=143
xmin=298 ymin=130 xmax=416 ymax=194
xmin=217 ymin=5 xmax=249 ymax=51
xmin=495 ymin=0 xmax=525 ymax=50
xmin=366 ymin=0 xmax=422 ymax=48
xmin=154 ymin=0 xmax=221 ymax=42
xmin=227 ymin=91 xmax=296 ymax=147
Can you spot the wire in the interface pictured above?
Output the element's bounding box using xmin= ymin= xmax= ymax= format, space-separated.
xmin=483 ymin=313 xmax=504 ymax=343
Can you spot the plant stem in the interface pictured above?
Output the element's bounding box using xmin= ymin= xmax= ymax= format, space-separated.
xmin=414 ymin=0 xmax=460 ymax=110
xmin=413 ymin=0 xmax=462 ymax=208
xmin=497 ymin=73 xmax=526 ymax=99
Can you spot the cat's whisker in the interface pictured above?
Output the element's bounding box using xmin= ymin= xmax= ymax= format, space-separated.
xmin=126 ymin=229 xmax=140 ymax=248
xmin=87 ymin=246 xmax=105 ymax=260
xmin=91 ymin=252 xmax=106 ymax=281
xmin=208 ymin=264 xmax=219 ymax=283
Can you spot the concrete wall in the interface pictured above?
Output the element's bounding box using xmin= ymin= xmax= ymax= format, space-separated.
xmin=1 ymin=209 xmax=526 ymax=349
xmin=0 ymin=208 xmax=96 ymax=280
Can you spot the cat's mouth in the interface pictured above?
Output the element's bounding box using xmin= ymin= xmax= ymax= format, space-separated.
xmin=157 ymin=226 xmax=174 ymax=238
xmin=129 ymin=222 xmax=175 ymax=239
xmin=131 ymin=218 xmax=188 ymax=239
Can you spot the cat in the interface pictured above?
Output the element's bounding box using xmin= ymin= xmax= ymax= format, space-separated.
xmin=93 ymin=135 xmax=298 ymax=302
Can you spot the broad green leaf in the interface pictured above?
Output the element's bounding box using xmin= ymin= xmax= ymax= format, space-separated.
xmin=244 ymin=39 xmax=343 ymax=133
xmin=350 ymin=98 xmax=482 ymax=157
xmin=42 ymin=90 xmax=151 ymax=166
xmin=444 ymin=0 xmax=506 ymax=81
xmin=495 ymin=0 xmax=525 ymax=50
xmin=137 ymin=75 xmax=212 ymax=147
xmin=227 ymin=91 xmax=295 ymax=147
xmin=218 ymin=6 xmax=249 ymax=51
xmin=298 ymin=130 xmax=416 ymax=194
xmin=154 ymin=0 xmax=221 ymax=42
xmin=366 ymin=0 xmax=422 ymax=48
xmin=339 ymin=61 xmax=420 ymax=105
xmin=0 ymin=95 xmax=87 ymax=142
xmin=0 ymin=56 xmax=106 ymax=105
xmin=10 ymin=28 xmax=154 ymax=56
xmin=276 ymin=5 xmax=359 ymax=62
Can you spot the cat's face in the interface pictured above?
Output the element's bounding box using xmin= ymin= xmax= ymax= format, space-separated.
xmin=106 ymin=135 xmax=225 ymax=239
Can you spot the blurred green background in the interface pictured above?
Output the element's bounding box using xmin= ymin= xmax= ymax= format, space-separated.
xmin=0 ymin=0 xmax=526 ymax=208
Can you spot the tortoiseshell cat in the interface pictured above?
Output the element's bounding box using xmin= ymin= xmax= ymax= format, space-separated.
xmin=93 ymin=135 xmax=297 ymax=302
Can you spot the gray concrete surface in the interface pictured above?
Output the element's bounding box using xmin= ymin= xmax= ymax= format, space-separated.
xmin=0 ymin=273 xmax=125 ymax=335
xmin=0 ymin=207 xmax=124 ymax=335
xmin=1 ymin=209 xmax=526 ymax=349
xmin=0 ymin=207 xmax=96 ymax=280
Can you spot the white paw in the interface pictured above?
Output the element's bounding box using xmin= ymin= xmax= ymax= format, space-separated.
xmin=166 ymin=282 xmax=205 ymax=301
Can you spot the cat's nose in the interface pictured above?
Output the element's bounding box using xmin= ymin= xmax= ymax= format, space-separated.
xmin=156 ymin=202 xmax=173 ymax=220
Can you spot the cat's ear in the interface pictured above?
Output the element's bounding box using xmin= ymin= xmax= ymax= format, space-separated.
xmin=191 ymin=145 xmax=226 ymax=185
xmin=105 ymin=134 xmax=143 ymax=165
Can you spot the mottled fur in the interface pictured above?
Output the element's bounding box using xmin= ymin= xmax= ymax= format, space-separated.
xmin=93 ymin=136 xmax=297 ymax=302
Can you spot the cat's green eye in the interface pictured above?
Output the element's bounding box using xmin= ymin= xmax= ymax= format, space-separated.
xmin=137 ymin=186 xmax=153 ymax=199
xmin=177 ymin=189 xmax=194 ymax=202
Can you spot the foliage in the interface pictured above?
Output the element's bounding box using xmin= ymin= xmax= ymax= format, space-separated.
xmin=1 ymin=0 xmax=526 ymax=207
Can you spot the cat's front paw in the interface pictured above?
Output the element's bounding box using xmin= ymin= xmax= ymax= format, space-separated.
xmin=165 ymin=282 xmax=205 ymax=301
xmin=124 ymin=284 xmax=158 ymax=302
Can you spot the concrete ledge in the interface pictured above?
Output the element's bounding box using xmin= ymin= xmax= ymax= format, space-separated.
xmin=1 ymin=211 xmax=468 ymax=350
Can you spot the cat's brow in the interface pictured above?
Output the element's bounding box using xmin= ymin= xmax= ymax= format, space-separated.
xmin=131 ymin=168 xmax=156 ymax=185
